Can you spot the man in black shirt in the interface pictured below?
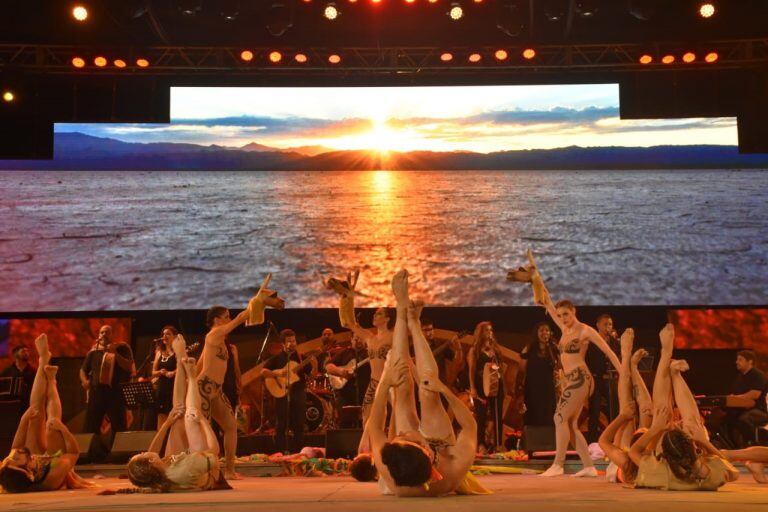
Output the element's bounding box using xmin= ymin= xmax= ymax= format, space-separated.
xmin=421 ymin=318 xmax=462 ymax=389
xmin=725 ymin=350 xmax=768 ymax=448
xmin=586 ymin=314 xmax=619 ymax=442
xmin=261 ymin=329 xmax=312 ymax=454
xmin=79 ymin=325 xmax=135 ymax=435
xmin=0 ymin=345 xmax=35 ymax=408
xmin=325 ymin=337 xmax=367 ymax=410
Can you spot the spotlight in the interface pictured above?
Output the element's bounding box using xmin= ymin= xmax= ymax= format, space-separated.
xmin=428 ymin=0 xmax=438 ymax=3
xmin=328 ymin=54 xmax=341 ymax=64
xmin=661 ymin=54 xmax=675 ymax=64
xmin=494 ymin=49 xmax=508 ymax=61
xmin=628 ymin=0 xmax=657 ymax=21
xmin=269 ymin=51 xmax=283 ymax=63
xmin=682 ymin=52 xmax=696 ymax=63
xmin=543 ymin=0 xmax=566 ymax=21
xmin=71 ymin=57 xmax=85 ymax=68
xmin=371 ymin=0 xmax=382 ymax=4
xmin=575 ymin=0 xmax=599 ymax=18
xmin=72 ymin=4 xmax=89 ymax=21
xmin=136 ymin=58 xmax=150 ymax=67
xmin=324 ymin=2 xmax=339 ymax=19
xmin=406 ymin=0 xmax=416 ymax=3
xmin=468 ymin=53 xmax=482 ymax=63
xmin=522 ymin=48 xmax=536 ymax=59
xmin=240 ymin=50 xmax=254 ymax=61
xmin=295 ymin=53 xmax=308 ymax=63
xmin=178 ymin=0 xmax=202 ymax=16
xmin=496 ymin=1 xmax=525 ymax=37
xmin=94 ymin=56 xmax=107 ymax=67
xmin=638 ymin=54 xmax=653 ymax=64
xmin=2 ymin=91 xmax=14 ymax=103
xmin=221 ymin=0 xmax=241 ymax=20
xmin=698 ymin=2 xmax=715 ymax=18
xmin=266 ymin=2 xmax=294 ymax=37
xmin=704 ymin=51 xmax=719 ymax=63
xmin=440 ymin=52 xmax=453 ymax=62
xmin=114 ymin=59 xmax=127 ymax=68
xmin=448 ymin=2 xmax=463 ymax=20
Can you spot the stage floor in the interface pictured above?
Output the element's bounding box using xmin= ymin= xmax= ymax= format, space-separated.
xmin=3 ymin=474 xmax=768 ymax=512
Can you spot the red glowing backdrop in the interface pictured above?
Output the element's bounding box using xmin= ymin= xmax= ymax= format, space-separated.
xmin=668 ymin=308 xmax=768 ymax=368
xmin=0 ymin=317 xmax=132 ymax=372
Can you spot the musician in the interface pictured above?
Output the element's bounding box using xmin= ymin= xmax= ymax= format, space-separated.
xmin=315 ymin=328 xmax=337 ymax=385
xmin=421 ymin=318 xmax=462 ymax=388
xmin=520 ymin=322 xmax=558 ymax=426
xmin=468 ymin=321 xmax=505 ymax=454
xmin=723 ymin=350 xmax=768 ymax=448
xmin=79 ymin=324 xmax=135 ymax=436
xmin=152 ymin=326 xmax=178 ymax=428
xmin=585 ymin=314 xmax=620 ymax=442
xmin=325 ymin=337 xmax=361 ymax=409
xmin=1 ymin=345 xmax=35 ymax=409
xmin=261 ymin=329 xmax=311 ymax=454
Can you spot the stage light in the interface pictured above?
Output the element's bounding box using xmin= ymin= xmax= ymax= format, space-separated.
xmin=705 ymin=51 xmax=719 ymax=63
xmin=406 ymin=0 xmax=416 ymax=3
xmin=494 ymin=49 xmax=508 ymax=61
xmin=440 ymin=52 xmax=453 ymax=62
xmin=428 ymin=0 xmax=438 ymax=3
xmin=295 ymin=53 xmax=308 ymax=63
xmin=371 ymin=0 xmax=382 ymax=4
xmin=328 ymin=54 xmax=341 ymax=64
xmin=522 ymin=48 xmax=536 ymax=59
xmin=639 ymin=54 xmax=653 ymax=64
xmin=682 ymin=52 xmax=696 ymax=63
xmin=2 ymin=91 xmax=14 ymax=103
xmin=114 ymin=59 xmax=127 ymax=68
xmin=496 ymin=1 xmax=524 ymax=37
xmin=628 ymin=0 xmax=656 ymax=21
xmin=71 ymin=57 xmax=85 ymax=68
xmin=178 ymin=0 xmax=202 ymax=16
xmin=72 ymin=5 xmax=88 ymax=22
xmin=240 ymin=50 xmax=254 ymax=61
xmin=136 ymin=58 xmax=150 ymax=67
xmin=473 ymin=0 xmax=483 ymax=3
xmin=266 ymin=2 xmax=293 ymax=37
xmin=543 ymin=0 xmax=566 ymax=21
xmin=324 ymin=3 xmax=339 ymax=19
xmin=220 ymin=0 xmax=241 ymax=20
xmin=94 ymin=56 xmax=107 ymax=67
xmin=698 ymin=2 xmax=715 ymax=18
xmin=269 ymin=51 xmax=283 ymax=63
xmin=661 ymin=54 xmax=675 ymax=64
xmin=575 ymin=0 xmax=598 ymax=18
xmin=468 ymin=53 xmax=482 ymax=63
xmin=448 ymin=3 xmax=463 ymax=20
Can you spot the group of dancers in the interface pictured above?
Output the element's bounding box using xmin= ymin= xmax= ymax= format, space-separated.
xmin=2 ymin=252 xmax=768 ymax=496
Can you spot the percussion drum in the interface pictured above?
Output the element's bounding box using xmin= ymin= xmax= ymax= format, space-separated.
xmin=305 ymin=391 xmax=333 ymax=433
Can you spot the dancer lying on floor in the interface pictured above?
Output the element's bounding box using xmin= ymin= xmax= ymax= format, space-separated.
xmin=523 ymin=250 xmax=621 ymax=477
xmin=0 ymin=334 xmax=91 ymax=493
xmin=367 ymin=270 xmax=479 ymax=497
xmin=722 ymin=447 xmax=768 ymax=483
xmin=120 ymin=335 xmax=230 ymax=493
xmin=627 ymin=324 xmax=739 ymax=490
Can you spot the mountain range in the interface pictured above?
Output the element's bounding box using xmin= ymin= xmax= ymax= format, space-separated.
xmin=0 ymin=132 xmax=767 ymax=170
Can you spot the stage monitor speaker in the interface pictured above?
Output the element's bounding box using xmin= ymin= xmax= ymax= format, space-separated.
xmin=325 ymin=428 xmax=362 ymax=459
xmin=522 ymin=425 xmax=556 ymax=454
xmin=110 ymin=431 xmax=157 ymax=462
xmin=74 ymin=433 xmax=109 ymax=463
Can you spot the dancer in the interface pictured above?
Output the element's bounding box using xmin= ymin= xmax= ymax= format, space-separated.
xmin=123 ymin=335 xmax=230 ymax=493
xmin=0 ymin=334 xmax=90 ymax=492
xmin=520 ymin=250 xmax=621 ymax=477
xmin=468 ymin=321 xmax=506 ymax=453
xmin=368 ymin=270 xmax=479 ymax=497
xmin=722 ymin=447 xmax=768 ymax=483
xmin=152 ymin=326 xmax=178 ymax=428
xmin=628 ymin=324 xmax=739 ymax=490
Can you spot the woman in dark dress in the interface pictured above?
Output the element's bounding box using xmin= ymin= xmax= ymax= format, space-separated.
xmin=520 ymin=322 xmax=558 ymax=426
xmin=467 ymin=321 xmax=506 ymax=454
xmin=152 ymin=326 xmax=178 ymax=428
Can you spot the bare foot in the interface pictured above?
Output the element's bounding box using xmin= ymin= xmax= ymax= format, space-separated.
xmin=670 ymin=359 xmax=690 ymax=374
xmin=540 ymin=464 xmax=564 ymax=477
xmin=225 ymin=470 xmax=244 ymax=480
xmin=407 ymin=299 xmax=424 ymax=325
xmin=391 ymin=269 xmax=410 ymax=305
xmin=172 ymin=334 xmax=187 ymax=359
xmin=620 ymin=328 xmax=634 ymax=360
xmin=745 ymin=461 xmax=767 ymax=483
xmin=631 ymin=348 xmax=648 ymax=367
xmin=44 ymin=365 xmax=58 ymax=380
xmin=659 ymin=323 xmax=675 ymax=351
xmin=182 ymin=357 xmax=197 ymax=378
xmin=572 ymin=466 xmax=598 ymax=478
xmin=35 ymin=333 xmax=50 ymax=364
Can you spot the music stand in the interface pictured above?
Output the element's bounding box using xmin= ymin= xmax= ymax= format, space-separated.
xmin=121 ymin=381 xmax=156 ymax=430
xmin=637 ymin=348 xmax=657 ymax=372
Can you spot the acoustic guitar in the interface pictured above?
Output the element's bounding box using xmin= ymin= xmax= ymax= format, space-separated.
xmin=264 ymin=350 xmax=320 ymax=398
xmin=327 ymin=357 xmax=371 ymax=390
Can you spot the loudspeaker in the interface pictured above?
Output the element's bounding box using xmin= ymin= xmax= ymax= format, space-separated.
xmin=109 ymin=431 xmax=157 ymax=462
xmin=325 ymin=428 xmax=362 ymax=459
xmin=74 ymin=433 xmax=108 ymax=463
xmin=522 ymin=425 xmax=556 ymax=454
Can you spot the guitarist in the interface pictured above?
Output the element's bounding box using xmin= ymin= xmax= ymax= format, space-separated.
xmin=325 ymin=335 xmax=369 ymax=412
xmin=421 ymin=318 xmax=463 ymax=390
xmin=260 ymin=329 xmax=313 ymax=454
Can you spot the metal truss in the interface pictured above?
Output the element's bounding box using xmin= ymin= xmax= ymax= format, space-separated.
xmin=2 ymin=39 xmax=768 ymax=76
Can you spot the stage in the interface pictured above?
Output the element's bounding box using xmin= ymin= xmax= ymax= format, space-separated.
xmin=3 ymin=472 xmax=767 ymax=512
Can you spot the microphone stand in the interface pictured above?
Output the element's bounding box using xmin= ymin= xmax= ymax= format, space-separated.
xmin=255 ymin=323 xmax=275 ymax=434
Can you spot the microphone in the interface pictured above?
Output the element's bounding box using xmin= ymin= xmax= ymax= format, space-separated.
xmin=152 ymin=337 xmax=164 ymax=344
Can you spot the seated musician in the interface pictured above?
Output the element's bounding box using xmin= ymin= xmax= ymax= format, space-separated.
xmin=260 ymin=329 xmax=313 ymax=454
xmin=723 ymin=350 xmax=768 ymax=448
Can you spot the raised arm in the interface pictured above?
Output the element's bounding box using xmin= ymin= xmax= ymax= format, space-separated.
xmin=147 ymin=411 xmax=182 ymax=453
xmin=628 ymin=424 xmax=666 ymax=466
xmin=599 ymin=412 xmax=635 ymax=469
xmin=215 ymin=309 xmax=250 ymax=338
xmin=367 ymin=360 xmax=409 ymax=453
xmin=585 ymin=326 xmax=621 ymax=371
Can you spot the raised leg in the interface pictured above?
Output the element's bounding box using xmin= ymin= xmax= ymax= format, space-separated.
xmin=631 ymin=349 xmax=653 ymax=429
xmin=44 ymin=365 xmax=67 ymax=454
xmin=181 ymin=358 xmax=220 ymax=456
xmin=389 ymin=270 xmax=420 ymax=435
xmin=670 ymin=360 xmax=711 ymax=447
xmin=25 ymin=334 xmax=52 ymax=454
xmin=166 ymin=337 xmax=189 ymax=455
xmin=617 ymin=330 xmax=636 ymax=449
xmin=650 ymin=324 xmax=674 ymax=432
